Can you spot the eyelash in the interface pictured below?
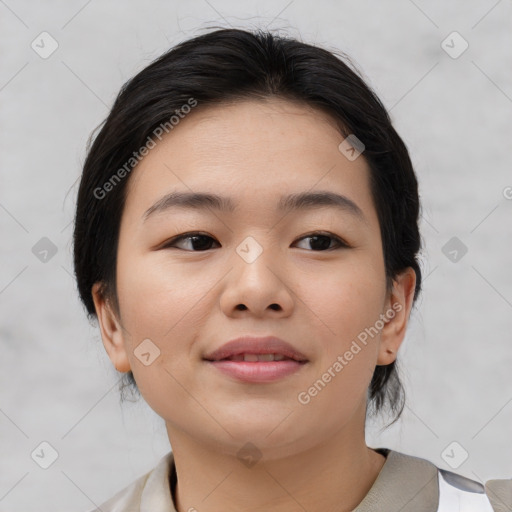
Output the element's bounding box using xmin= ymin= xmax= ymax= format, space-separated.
xmin=161 ymin=231 xmax=350 ymax=252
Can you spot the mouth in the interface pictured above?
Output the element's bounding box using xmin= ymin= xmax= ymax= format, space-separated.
xmin=203 ymin=336 xmax=309 ymax=363
xmin=202 ymin=336 xmax=309 ymax=383
xmin=203 ymin=353 xmax=308 ymax=383
xmin=204 ymin=353 xmax=307 ymax=362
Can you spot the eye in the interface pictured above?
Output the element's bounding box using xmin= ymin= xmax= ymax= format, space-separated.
xmin=162 ymin=232 xmax=219 ymax=251
xmin=293 ymin=232 xmax=350 ymax=251
xmin=161 ymin=231 xmax=350 ymax=252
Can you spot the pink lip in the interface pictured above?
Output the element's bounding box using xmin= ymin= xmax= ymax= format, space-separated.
xmin=203 ymin=335 xmax=309 ymax=363
xmin=207 ymin=359 xmax=306 ymax=383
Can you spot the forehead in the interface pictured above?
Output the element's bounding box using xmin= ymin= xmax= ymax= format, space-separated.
xmin=159 ymin=97 xmax=346 ymax=163
xmin=122 ymin=97 xmax=376 ymax=226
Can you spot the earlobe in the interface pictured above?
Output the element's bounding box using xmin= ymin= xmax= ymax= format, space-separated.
xmin=91 ymin=282 xmax=131 ymax=373
xmin=377 ymin=268 xmax=417 ymax=366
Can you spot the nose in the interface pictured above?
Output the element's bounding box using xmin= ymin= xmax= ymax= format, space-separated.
xmin=219 ymin=238 xmax=294 ymax=319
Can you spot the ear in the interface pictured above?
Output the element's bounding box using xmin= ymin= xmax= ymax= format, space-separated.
xmin=91 ymin=282 xmax=131 ymax=373
xmin=376 ymin=267 xmax=417 ymax=366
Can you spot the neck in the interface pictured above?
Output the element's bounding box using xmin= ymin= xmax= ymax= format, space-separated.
xmin=166 ymin=403 xmax=386 ymax=512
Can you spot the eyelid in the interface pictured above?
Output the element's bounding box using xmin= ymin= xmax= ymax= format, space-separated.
xmin=295 ymin=231 xmax=351 ymax=249
xmin=160 ymin=231 xmax=218 ymax=250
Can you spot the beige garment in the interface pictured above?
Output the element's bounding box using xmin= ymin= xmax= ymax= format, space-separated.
xmin=86 ymin=448 xmax=510 ymax=512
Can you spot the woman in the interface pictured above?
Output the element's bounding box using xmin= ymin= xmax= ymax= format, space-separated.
xmin=73 ymin=28 xmax=508 ymax=511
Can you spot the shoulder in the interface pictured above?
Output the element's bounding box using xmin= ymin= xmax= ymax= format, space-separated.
xmin=83 ymin=451 xmax=175 ymax=512
xmin=84 ymin=471 xmax=149 ymax=512
xmin=387 ymin=449 xmax=510 ymax=512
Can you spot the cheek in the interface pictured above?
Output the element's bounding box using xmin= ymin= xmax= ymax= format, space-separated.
xmin=302 ymin=256 xmax=386 ymax=339
xmin=115 ymin=254 xmax=207 ymax=415
xmin=115 ymin=253 xmax=220 ymax=402
xmin=116 ymin=253 xmax=213 ymax=338
xmin=301 ymin=257 xmax=385 ymax=402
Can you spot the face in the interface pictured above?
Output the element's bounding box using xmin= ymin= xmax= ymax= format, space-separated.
xmin=93 ymin=98 xmax=415 ymax=460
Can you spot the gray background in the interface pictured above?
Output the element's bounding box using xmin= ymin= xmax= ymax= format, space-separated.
xmin=1 ymin=1 xmax=511 ymax=510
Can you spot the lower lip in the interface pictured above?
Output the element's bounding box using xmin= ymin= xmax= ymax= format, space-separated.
xmin=206 ymin=360 xmax=307 ymax=383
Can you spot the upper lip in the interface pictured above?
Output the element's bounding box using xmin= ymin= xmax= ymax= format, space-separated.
xmin=203 ymin=336 xmax=309 ymax=362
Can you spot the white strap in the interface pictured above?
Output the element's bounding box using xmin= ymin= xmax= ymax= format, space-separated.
xmin=437 ymin=469 xmax=494 ymax=512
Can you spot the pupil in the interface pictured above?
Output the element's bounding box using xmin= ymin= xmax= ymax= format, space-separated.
xmin=192 ymin=235 xmax=212 ymax=251
xmin=311 ymin=235 xmax=330 ymax=250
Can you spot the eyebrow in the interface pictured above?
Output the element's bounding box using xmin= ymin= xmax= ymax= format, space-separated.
xmin=142 ymin=190 xmax=367 ymax=223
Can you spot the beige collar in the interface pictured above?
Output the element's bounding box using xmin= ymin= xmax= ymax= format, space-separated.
xmin=121 ymin=448 xmax=506 ymax=512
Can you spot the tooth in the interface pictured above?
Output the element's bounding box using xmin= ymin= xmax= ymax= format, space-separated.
xmin=233 ymin=353 xmax=290 ymax=362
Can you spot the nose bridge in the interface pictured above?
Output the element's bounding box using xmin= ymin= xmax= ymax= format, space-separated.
xmin=235 ymin=234 xmax=269 ymax=266
xmin=232 ymin=233 xmax=284 ymax=288
xmin=221 ymin=233 xmax=293 ymax=315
